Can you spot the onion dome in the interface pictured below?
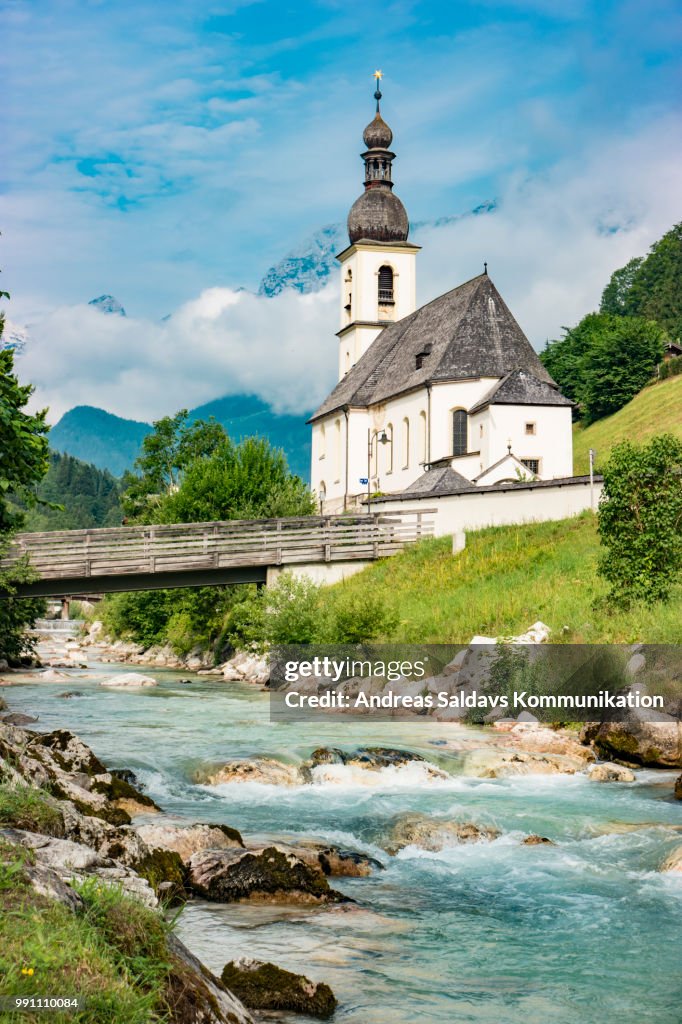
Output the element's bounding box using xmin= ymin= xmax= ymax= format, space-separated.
xmin=347 ymin=74 xmax=409 ymax=245
xmin=363 ymin=112 xmax=393 ymax=150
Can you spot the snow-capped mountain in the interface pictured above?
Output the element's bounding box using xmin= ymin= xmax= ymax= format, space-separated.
xmin=88 ymin=294 xmax=126 ymax=316
xmin=1 ymin=320 xmax=29 ymax=354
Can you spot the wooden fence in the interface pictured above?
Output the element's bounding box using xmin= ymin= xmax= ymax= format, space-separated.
xmin=2 ymin=511 xmax=434 ymax=588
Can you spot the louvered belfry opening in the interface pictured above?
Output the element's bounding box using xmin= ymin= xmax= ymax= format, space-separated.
xmin=452 ymin=409 xmax=468 ymax=456
xmin=378 ymin=265 xmax=394 ymax=303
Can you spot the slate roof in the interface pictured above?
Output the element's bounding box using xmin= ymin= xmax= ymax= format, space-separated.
xmin=398 ymin=466 xmax=472 ymax=496
xmin=311 ymin=274 xmax=555 ymax=422
xmin=469 ymin=369 xmax=573 ymax=414
xmin=370 ymin=474 xmax=601 ymax=503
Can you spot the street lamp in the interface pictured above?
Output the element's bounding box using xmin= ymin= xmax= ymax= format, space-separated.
xmin=367 ymin=428 xmax=391 ymax=513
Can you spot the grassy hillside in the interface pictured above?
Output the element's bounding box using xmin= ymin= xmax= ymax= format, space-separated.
xmin=326 ymin=513 xmax=682 ymax=644
xmin=573 ymin=374 xmax=682 ymax=474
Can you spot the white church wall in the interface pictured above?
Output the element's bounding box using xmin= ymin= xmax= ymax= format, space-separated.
xmin=486 ymin=404 xmax=573 ymax=479
xmin=370 ymin=477 xmax=601 ymax=538
xmin=338 ymin=242 xmax=419 ymax=330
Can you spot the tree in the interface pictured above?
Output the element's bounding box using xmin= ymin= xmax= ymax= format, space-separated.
xmin=580 ymin=316 xmax=666 ymax=423
xmin=156 ymin=436 xmax=315 ymax=523
xmin=597 ymin=434 xmax=682 ymax=605
xmin=121 ymin=411 xmax=228 ymax=521
xmin=0 ymin=307 xmax=50 ymax=660
xmin=600 ymin=223 xmax=682 ymax=339
xmin=600 ymin=257 xmax=644 ymax=316
xmin=541 ymin=312 xmax=665 ymax=423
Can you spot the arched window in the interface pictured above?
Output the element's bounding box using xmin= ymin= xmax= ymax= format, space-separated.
xmin=402 ymin=417 xmax=410 ymax=469
xmin=452 ymin=410 xmax=468 ymax=456
xmin=334 ymin=419 xmax=342 ymax=483
xmin=386 ymin=424 xmax=394 ymax=473
xmin=378 ymin=265 xmax=394 ymax=303
xmin=319 ymin=423 xmax=326 ymax=459
xmin=419 ymin=410 xmax=427 ymax=464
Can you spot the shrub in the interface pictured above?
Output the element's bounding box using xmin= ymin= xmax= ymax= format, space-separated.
xmin=598 ymin=434 xmax=682 ymax=605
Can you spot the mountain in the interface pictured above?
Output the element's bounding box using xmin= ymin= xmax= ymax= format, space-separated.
xmin=88 ymin=294 xmax=126 ymax=316
xmin=1 ymin=320 xmax=28 ymax=353
xmin=50 ymin=397 xmax=312 ymax=481
xmin=573 ymin=373 xmax=682 ymax=474
xmin=50 ymin=406 xmax=152 ymax=477
xmin=22 ymin=451 xmax=123 ymax=531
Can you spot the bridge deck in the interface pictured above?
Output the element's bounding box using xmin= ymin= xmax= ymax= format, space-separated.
xmin=1 ymin=511 xmax=434 ymax=598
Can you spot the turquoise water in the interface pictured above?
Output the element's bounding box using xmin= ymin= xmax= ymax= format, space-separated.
xmin=6 ymin=666 xmax=682 ymax=1024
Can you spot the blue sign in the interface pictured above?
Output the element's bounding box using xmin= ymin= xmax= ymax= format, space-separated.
xmin=359 ymin=478 xmax=369 ymax=485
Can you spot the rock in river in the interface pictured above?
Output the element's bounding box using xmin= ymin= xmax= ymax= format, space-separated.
xmin=100 ymin=672 xmax=157 ymax=688
xmin=384 ymin=812 xmax=500 ymax=854
xmin=221 ymin=958 xmax=337 ymax=1019
xmin=135 ymin=822 xmax=245 ymax=863
xmin=197 ymin=758 xmax=301 ymax=787
xmin=587 ymin=762 xmax=636 ymax=783
xmin=187 ymin=845 xmax=350 ymax=904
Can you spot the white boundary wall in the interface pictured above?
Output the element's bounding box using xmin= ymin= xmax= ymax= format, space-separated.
xmin=369 ymin=477 xmax=602 ymax=538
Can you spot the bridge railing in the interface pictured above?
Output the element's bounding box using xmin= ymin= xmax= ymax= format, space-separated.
xmin=2 ymin=511 xmax=435 ymax=582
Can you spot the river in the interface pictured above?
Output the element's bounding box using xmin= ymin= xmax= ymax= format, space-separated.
xmin=6 ymin=662 xmax=682 ymax=1024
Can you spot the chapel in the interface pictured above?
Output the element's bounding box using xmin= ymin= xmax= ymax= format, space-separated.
xmin=309 ymin=78 xmax=573 ymax=512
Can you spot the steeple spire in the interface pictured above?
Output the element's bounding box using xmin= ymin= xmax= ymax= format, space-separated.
xmin=347 ymin=74 xmax=409 ymax=244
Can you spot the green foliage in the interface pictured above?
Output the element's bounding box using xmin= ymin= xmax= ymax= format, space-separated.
xmin=0 ymin=346 xmax=50 ymax=532
xmin=99 ymin=590 xmax=172 ymax=649
xmin=22 ymin=452 xmax=122 ymax=531
xmin=156 ymin=435 xmax=315 ymax=524
xmin=597 ymin=434 xmax=682 ymax=606
xmin=541 ymin=312 xmax=665 ymax=423
xmin=0 ymin=782 xmax=63 ymax=837
xmin=0 ymin=845 xmax=174 ymax=1024
xmin=599 ymin=257 xmax=644 ymax=316
xmin=224 ymin=572 xmax=398 ymax=649
xmin=658 ymin=354 xmax=682 ymax=380
xmin=121 ymin=410 xmax=228 ymax=521
xmin=605 ymin=222 xmax=682 ymax=339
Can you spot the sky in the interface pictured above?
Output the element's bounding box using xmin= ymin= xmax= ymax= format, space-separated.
xmin=2 ymin=0 xmax=681 ymax=422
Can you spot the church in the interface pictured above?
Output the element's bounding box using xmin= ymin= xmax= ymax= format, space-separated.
xmin=309 ymin=78 xmax=574 ymax=514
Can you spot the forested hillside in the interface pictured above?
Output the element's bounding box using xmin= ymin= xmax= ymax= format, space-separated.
xmin=22 ymin=451 xmax=123 ymax=531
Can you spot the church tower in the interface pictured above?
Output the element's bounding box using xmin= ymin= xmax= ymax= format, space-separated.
xmin=335 ymin=73 xmax=420 ymax=381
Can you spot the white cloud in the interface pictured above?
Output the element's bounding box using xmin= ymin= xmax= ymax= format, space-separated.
xmin=14 ymin=112 xmax=681 ymax=427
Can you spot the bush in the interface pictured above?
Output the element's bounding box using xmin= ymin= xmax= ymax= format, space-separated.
xmin=598 ymin=434 xmax=682 ymax=605
xmin=0 ymin=782 xmax=63 ymax=836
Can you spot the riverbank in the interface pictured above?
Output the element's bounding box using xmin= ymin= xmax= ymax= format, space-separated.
xmin=1 ymin=655 xmax=681 ymax=1023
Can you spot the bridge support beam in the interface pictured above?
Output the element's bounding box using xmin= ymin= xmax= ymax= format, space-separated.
xmin=1 ymin=566 xmax=269 ymax=600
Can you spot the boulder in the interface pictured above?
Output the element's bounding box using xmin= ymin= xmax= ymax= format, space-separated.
xmin=582 ymin=718 xmax=682 ymax=769
xmin=221 ymin=958 xmax=336 ymax=1019
xmin=660 ymin=847 xmax=682 ymax=874
xmin=302 ymin=746 xmax=447 ymax=781
xmin=198 ymin=758 xmax=301 ymax=787
xmin=38 ymin=669 xmax=70 ymax=682
xmin=23 ymin=860 xmax=85 ymax=912
xmin=522 ymin=835 xmax=555 ymax=846
xmin=57 ymin=691 xmax=85 ymax=699
xmin=0 ymin=827 xmax=157 ymax=906
xmin=384 ymin=812 xmax=500 ymax=854
xmin=505 ymin=725 xmax=595 ymax=762
xmin=275 ymin=841 xmax=382 ymax=877
xmin=100 ymin=672 xmax=157 ymax=688
xmin=587 ymin=762 xmax=636 ymax=783
xmin=222 ymin=651 xmax=270 ymax=685
xmin=187 ymin=845 xmax=350 ymax=904
xmin=135 ymin=822 xmax=245 ymax=864
xmin=166 ymin=934 xmax=254 ymax=1024
xmin=462 ymin=747 xmax=583 ymax=778
xmin=1 ymin=712 xmax=38 ymax=726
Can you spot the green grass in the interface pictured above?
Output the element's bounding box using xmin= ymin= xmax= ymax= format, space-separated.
xmin=0 ymin=783 xmax=63 ymax=837
xmin=0 ymin=842 xmax=174 ymax=1024
xmin=325 ymin=513 xmax=682 ymax=644
xmin=573 ymin=374 xmax=682 ymax=474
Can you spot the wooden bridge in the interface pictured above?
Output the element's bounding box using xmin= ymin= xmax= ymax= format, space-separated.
xmin=1 ymin=511 xmax=434 ymax=599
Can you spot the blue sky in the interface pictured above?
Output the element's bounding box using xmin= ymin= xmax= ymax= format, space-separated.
xmin=2 ymin=0 xmax=681 ymax=420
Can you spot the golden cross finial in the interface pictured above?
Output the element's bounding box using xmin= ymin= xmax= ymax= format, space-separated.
xmin=373 ymin=69 xmax=383 ymax=81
